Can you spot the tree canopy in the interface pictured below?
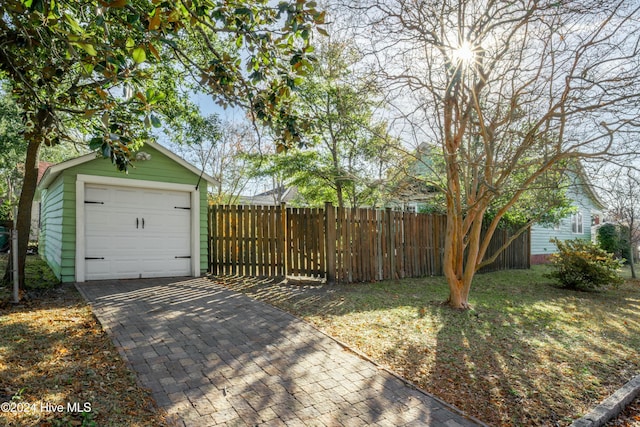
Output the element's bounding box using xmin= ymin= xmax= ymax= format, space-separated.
xmin=0 ymin=0 xmax=325 ymax=290
xmin=347 ymin=0 xmax=640 ymax=308
xmin=246 ymin=33 xmax=403 ymax=208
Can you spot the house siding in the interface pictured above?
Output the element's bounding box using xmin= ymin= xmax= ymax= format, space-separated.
xmin=39 ymin=176 xmax=65 ymax=279
xmin=43 ymin=145 xmax=209 ymax=282
xmin=531 ymin=184 xmax=598 ymax=261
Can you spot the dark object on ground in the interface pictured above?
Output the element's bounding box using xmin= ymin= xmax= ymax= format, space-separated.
xmin=0 ymin=226 xmax=9 ymax=252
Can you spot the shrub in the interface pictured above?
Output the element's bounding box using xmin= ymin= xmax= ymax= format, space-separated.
xmin=597 ymin=223 xmax=620 ymax=255
xmin=597 ymin=223 xmax=632 ymax=262
xmin=546 ymin=238 xmax=624 ymax=291
xmin=0 ymin=199 xmax=12 ymax=222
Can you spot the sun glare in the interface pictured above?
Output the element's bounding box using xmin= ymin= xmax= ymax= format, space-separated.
xmin=452 ymin=41 xmax=476 ymax=64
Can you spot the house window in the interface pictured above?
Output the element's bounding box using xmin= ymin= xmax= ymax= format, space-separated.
xmin=571 ymin=212 xmax=583 ymax=234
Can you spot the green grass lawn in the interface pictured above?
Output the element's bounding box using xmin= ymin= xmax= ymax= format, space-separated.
xmin=217 ymin=265 xmax=640 ymax=427
xmin=0 ymin=253 xmax=60 ymax=302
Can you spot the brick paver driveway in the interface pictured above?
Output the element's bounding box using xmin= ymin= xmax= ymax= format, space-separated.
xmin=76 ymin=277 xmax=484 ymax=427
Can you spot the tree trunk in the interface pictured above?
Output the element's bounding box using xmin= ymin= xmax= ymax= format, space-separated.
xmin=336 ymin=181 xmax=344 ymax=209
xmin=2 ymin=135 xmax=41 ymax=292
xmin=443 ymin=204 xmax=474 ymax=309
xmin=629 ymin=230 xmax=636 ymax=279
xmin=446 ymin=276 xmax=472 ymax=309
xmin=443 ymin=215 xmax=483 ymax=310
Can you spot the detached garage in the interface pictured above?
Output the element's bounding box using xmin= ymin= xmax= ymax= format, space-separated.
xmin=37 ymin=142 xmax=215 ymax=282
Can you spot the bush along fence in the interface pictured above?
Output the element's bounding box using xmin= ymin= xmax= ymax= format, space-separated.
xmin=208 ymin=203 xmax=530 ymax=283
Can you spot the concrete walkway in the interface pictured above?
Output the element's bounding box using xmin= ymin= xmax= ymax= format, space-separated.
xmin=76 ymin=277 xmax=483 ymax=427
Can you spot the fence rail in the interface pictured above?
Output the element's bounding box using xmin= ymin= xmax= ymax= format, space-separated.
xmin=208 ymin=203 xmax=530 ymax=283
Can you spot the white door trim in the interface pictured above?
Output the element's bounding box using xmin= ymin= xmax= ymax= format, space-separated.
xmin=75 ymin=174 xmax=201 ymax=282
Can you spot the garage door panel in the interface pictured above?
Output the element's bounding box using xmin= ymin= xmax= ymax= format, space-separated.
xmin=85 ymin=260 xmax=110 ymax=281
xmin=85 ymin=186 xmax=110 ymax=203
xmin=86 ymin=208 xmax=139 ymax=231
xmin=85 ymin=259 xmax=142 ymax=280
xmin=86 ymin=230 xmax=142 ymax=247
xmin=140 ymin=259 xmax=190 ymax=278
xmin=143 ymin=236 xmax=189 ymax=253
xmin=86 ymin=240 xmax=142 ymax=259
xmin=84 ymin=184 xmax=192 ymax=280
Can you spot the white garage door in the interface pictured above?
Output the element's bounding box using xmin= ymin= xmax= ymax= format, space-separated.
xmin=84 ymin=184 xmax=192 ymax=280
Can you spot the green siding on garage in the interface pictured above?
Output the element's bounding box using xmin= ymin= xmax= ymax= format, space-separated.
xmin=39 ymin=144 xmax=211 ymax=282
xmin=39 ymin=176 xmax=65 ymax=279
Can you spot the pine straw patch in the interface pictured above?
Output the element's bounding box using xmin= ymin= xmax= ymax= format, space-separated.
xmin=0 ymin=259 xmax=170 ymax=426
xmin=216 ymin=266 xmax=640 ymax=427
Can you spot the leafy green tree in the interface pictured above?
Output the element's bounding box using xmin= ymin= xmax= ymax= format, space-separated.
xmin=619 ymin=225 xmax=632 ymax=266
xmin=0 ymin=87 xmax=24 ymax=221
xmin=253 ymin=34 xmax=402 ymax=208
xmin=245 ymin=146 xmax=326 ymax=206
xmin=0 ymin=0 xmax=324 ymax=290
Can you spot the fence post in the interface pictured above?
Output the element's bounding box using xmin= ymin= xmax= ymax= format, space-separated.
xmin=386 ymin=208 xmax=396 ymax=279
xmin=280 ymin=202 xmax=287 ymax=277
xmin=324 ymin=202 xmax=336 ymax=284
xmin=527 ymin=225 xmax=531 ymax=269
xmin=11 ymin=227 xmax=18 ymax=303
xmin=209 ymin=204 xmax=216 ymax=275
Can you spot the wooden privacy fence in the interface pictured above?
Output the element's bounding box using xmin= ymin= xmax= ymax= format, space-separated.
xmin=208 ymin=203 xmax=530 ymax=283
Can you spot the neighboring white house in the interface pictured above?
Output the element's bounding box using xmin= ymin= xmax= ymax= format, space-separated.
xmin=530 ymin=171 xmax=605 ymax=264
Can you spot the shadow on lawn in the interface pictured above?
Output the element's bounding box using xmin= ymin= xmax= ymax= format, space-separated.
xmin=427 ymin=305 xmax=568 ymax=426
xmin=218 ymin=272 xmax=640 ymax=427
xmin=382 ymin=288 xmax=639 ymax=426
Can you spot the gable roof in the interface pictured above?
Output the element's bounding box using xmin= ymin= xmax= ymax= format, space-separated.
xmin=246 ymin=186 xmax=299 ymax=205
xmin=569 ymin=162 xmax=606 ymax=211
xmin=37 ymin=142 xmax=218 ymax=191
xmin=37 ymin=162 xmax=54 ymax=184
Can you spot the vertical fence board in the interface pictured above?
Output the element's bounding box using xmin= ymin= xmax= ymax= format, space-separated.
xmin=318 ymin=207 xmax=325 ymax=277
xmin=208 ymin=204 xmax=531 ymax=282
xmin=228 ymin=205 xmax=236 ymax=275
xmin=209 ymin=205 xmax=215 ymax=275
xmin=219 ymin=205 xmax=226 ymax=275
xmin=273 ymin=204 xmax=280 ymax=276
xmin=255 ymin=206 xmax=263 ymax=276
xmin=325 ymin=203 xmax=336 ymax=283
xmin=340 ymin=208 xmax=348 ymax=282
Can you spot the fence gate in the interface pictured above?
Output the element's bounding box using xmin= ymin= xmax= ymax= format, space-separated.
xmin=209 ymin=205 xmax=285 ymax=277
xmin=286 ymin=207 xmax=326 ymax=277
